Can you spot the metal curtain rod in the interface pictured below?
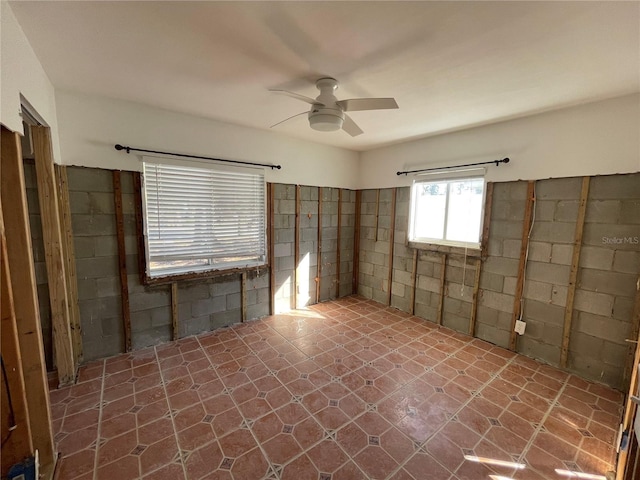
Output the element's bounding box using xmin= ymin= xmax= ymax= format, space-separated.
xmin=114 ymin=144 xmax=282 ymax=170
xmin=397 ymin=157 xmax=509 ymax=176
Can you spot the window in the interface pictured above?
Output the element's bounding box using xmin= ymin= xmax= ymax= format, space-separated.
xmin=142 ymin=158 xmax=266 ymax=278
xmin=408 ymin=175 xmax=485 ymax=248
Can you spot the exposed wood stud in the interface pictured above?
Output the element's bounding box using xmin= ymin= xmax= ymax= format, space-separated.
xmin=55 ymin=165 xmax=83 ymax=364
xmin=241 ymin=272 xmax=248 ymax=322
xmin=409 ymin=249 xmax=418 ymax=316
xmin=268 ymin=183 xmax=275 ymax=315
xmin=437 ymin=253 xmax=447 ymax=325
xmin=0 ymin=204 xmax=34 ymax=470
xmin=623 ymin=276 xmax=640 ymax=389
xmin=336 ymin=188 xmax=342 ymax=299
xmin=469 ymin=258 xmax=483 ymax=336
xmin=1 ymin=125 xmax=55 ymax=470
xmin=509 ymin=181 xmax=536 ymax=351
xmin=171 ymin=283 xmax=179 ymax=341
xmin=387 ymin=188 xmax=397 ymax=306
xmin=31 ymin=125 xmax=75 ymax=385
xmin=617 ymin=282 xmax=640 ymax=479
xmin=316 ymin=187 xmax=323 ymax=303
xmin=113 ymin=171 xmax=132 ymax=353
xmin=481 ymin=182 xmax=494 ymax=259
xmin=560 ymin=177 xmax=590 ymax=367
xmin=132 ymin=172 xmax=147 ymax=283
xmin=294 ymin=185 xmax=300 ymax=309
xmin=374 ymin=189 xmax=380 ymax=241
xmin=353 ymin=190 xmax=362 ymax=295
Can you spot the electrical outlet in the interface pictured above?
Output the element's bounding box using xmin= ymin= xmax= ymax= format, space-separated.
xmin=515 ymin=320 xmax=526 ymax=335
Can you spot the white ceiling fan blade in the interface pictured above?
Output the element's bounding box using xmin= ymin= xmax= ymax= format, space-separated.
xmin=269 ymin=89 xmax=323 ymax=105
xmin=337 ymin=98 xmax=398 ymax=112
xmin=342 ymin=114 xmax=364 ymax=137
xmin=270 ymin=111 xmax=308 ymax=129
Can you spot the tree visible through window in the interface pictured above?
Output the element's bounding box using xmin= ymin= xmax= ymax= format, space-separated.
xmin=142 ymin=158 xmax=266 ymax=278
xmin=408 ymin=176 xmax=485 ymax=248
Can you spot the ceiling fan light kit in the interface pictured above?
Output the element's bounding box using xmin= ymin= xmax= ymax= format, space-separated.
xmin=270 ymin=77 xmax=398 ymax=137
xmin=309 ymin=107 xmax=344 ymax=132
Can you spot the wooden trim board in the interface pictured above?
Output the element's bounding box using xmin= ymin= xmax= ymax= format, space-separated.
xmin=31 ymin=125 xmax=75 ymax=386
xmin=1 ymin=125 xmax=55 ymax=470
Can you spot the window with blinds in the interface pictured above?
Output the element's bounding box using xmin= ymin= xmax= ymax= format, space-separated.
xmin=142 ymin=158 xmax=266 ymax=278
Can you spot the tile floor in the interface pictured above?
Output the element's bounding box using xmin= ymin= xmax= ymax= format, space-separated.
xmin=50 ymin=296 xmax=624 ymax=480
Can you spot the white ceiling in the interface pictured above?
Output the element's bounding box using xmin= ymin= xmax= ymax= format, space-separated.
xmin=10 ymin=1 xmax=640 ymax=152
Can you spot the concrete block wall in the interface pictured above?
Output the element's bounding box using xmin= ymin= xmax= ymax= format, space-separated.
xmin=274 ymin=185 xmax=356 ymax=311
xmin=67 ymin=167 xmax=125 ymax=361
xmin=476 ymin=181 xmax=528 ymax=348
xmin=569 ymin=174 xmax=640 ymax=386
xmin=358 ymin=188 xmax=394 ymax=304
xmin=26 ymin=169 xmax=355 ymax=364
xmin=339 ymin=190 xmax=356 ymax=298
xmin=273 ymin=183 xmax=296 ymax=312
xmin=297 ymin=185 xmax=319 ymax=307
xmin=357 ymin=174 xmax=640 ymax=389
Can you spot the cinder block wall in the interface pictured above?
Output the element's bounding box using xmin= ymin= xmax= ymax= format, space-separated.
xmin=357 ymin=174 xmax=640 ymax=389
xmin=26 ymin=166 xmax=356 ymax=364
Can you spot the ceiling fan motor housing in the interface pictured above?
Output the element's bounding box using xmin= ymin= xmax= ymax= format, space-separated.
xmin=309 ymin=77 xmax=343 ymax=131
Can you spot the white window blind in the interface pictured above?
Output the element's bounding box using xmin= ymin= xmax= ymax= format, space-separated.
xmin=142 ymin=159 xmax=266 ymax=277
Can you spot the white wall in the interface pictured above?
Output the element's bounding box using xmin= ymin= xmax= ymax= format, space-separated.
xmin=0 ymin=2 xmax=61 ymax=161
xmin=359 ymin=94 xmax=640 ymax=189
xmin=55 ymin=90 xmax=360 ymax=188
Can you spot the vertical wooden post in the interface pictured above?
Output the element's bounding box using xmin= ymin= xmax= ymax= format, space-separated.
xmin=481 ymin=182 xmax=494 ymax=259
xmin=267 ymin=183 xmax=275 ymax=315
xmin=171 ymin=283 xmax=179 ymax=340
xmin=469 ymin=258 xmax=482 ymax=336
xmin=55 ymin=165 xmax=83 ymax=364
xmin=132 ymin=172 xmax=147 ymax=283
xmin=374 ymin=189 xmax=380 ymax=242
xmin=336 ymin=189 xmax=342 ymax=299
xmin=31 ymin=125 xmax=75 ymax=385
xmin=437 ymin=253 xmax=447 ymax=325
xmin=316 ymin=187 xmax=323 ymax=303
xmin=509 ymin=181 xmax=536 ymax=351
xmin=113 ymin=171 xmax=132 ymax=352
xmin=1 ymin=205 xmax=34 ymax=472
xmin=560 ymin=177 xmax=590 ymax=367
xmin=294 ymin=185 xmax=300 ymax=309
xmin=409 ymin=249 xmax=418 ymax=315
xmin=353 ymin=190 xmax=362 ymax=295
xmin=387 ymin=188 xmax=397 ymax=306
xmin=241 ymin=272 xmax=248 ymax=322
xmin=617 ymin=279 xmax=640 ymax=480
xmin=1 ymin=125 xmax=55 ymax=471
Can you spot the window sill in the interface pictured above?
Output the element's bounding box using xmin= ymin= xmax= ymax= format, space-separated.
xmin=143 ymin=264 xmax=269 ymax=286
xmin=407 ymin=241 xmax=482 ymax=258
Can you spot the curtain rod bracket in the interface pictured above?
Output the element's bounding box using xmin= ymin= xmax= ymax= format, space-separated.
xmin=114 ymin=144 xmax=282 ymax=170
xmin=397 ymin=157 xmax=510 ymax=176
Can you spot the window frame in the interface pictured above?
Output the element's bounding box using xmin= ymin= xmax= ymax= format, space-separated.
xmin=407 ymin=174 xmax=487 ymax=255
xmin=138 ymin=156 xmax=268 ymax=284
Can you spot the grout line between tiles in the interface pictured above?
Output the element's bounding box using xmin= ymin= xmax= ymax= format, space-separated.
xmin=514 ymin=375 xmax=569 ymax=476
xmin=385 ymin=351 xmax=519 ymax=479
xmin=92 ymin=359 xmax=106 ymax=480
xmin=154 ymin=345 xmax=190 ymax=480
xmin=195 ymin=334 xmax=283 ymax=479
xmin=230 ymin=303 xmax=498 ymax=479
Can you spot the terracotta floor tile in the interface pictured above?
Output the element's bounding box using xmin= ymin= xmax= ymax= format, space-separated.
xmin=48 ymin=296 xmax=621 ymax=480
xmin=262 ymin=432 xmax=303 ymax=464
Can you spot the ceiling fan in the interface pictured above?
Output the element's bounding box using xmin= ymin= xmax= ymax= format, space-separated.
xmin=270 ymin=77 xmax=398 ymax=137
